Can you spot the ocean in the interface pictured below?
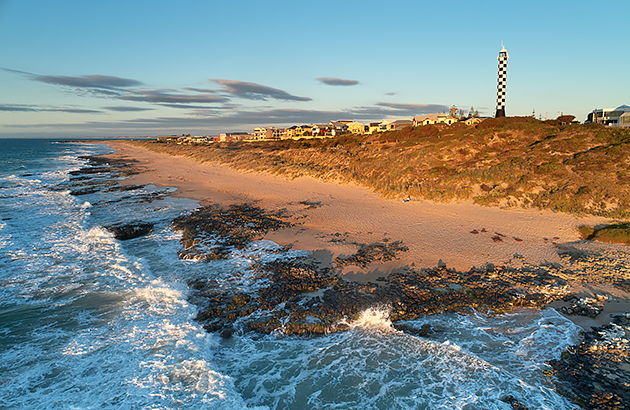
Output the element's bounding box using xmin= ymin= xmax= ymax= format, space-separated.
xmin=0 ymin=139 xmax=582 ymax=409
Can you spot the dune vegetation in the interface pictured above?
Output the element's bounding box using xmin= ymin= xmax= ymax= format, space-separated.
xmin=126 ymin=117 xmax=630 ymax=220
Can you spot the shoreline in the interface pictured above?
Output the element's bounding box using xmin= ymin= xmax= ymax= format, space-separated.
xmin=96 ymin=140 xmax=630 ymax=329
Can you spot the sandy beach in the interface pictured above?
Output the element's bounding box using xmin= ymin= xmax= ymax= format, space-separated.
xmin=101 ymin=141 xmax=610 ymax=270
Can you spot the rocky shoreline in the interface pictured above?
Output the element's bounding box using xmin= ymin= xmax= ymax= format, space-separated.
xmin=173 ymin=202 xmax=629 ymax=409
xmin=71 ymin=150 xmax=630 ymax=410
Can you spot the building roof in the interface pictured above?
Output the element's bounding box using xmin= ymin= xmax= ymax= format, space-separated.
xmin=414 ymin=113 xmax=446 ymax=122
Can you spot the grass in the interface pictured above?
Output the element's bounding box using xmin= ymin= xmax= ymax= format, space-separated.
xmin=124 ymin=117 xmax=630 ymax=218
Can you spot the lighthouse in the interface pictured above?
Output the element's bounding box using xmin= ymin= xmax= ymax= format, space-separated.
xmin=495 ymin=45 xmax=508 ymax=118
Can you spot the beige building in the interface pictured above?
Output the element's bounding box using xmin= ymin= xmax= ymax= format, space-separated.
xmin=413 ymin=113 xmax=456 ymax=126
xmin=462 ymin=117 xmax=483 ymax=126
xmin=346 ymin=121 xmax=367 ymax=134
xmin=379 ymin=119 xmax=412 ymax=131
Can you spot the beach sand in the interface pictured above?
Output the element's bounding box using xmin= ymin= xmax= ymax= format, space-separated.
xmin=100 ymin=141 xmax=630 ymax=328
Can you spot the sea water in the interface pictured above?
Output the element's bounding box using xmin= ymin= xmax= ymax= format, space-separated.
xmin=0 ymin=139 xmax=581 ymax=409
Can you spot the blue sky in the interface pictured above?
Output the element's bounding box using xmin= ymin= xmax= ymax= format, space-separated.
xmin=1 ymin=0 xmax=628 ymax=138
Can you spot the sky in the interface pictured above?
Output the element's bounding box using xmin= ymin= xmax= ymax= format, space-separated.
xmin=0 ymin=0 xmax=628 ymax=138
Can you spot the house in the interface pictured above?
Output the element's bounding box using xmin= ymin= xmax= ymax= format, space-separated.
xmin=367 ymin=122 xmax=383 ymax=134
xmin=156 ymin=135 xmax=178 ymax=142
xmin=217 ymin=132 xmax=250 ymax=142
xmin=412 ymin=113 xmax=456 ymax=126
xmin=284 ymin=126 xmax=298 ymax=139
xmin=252 ymin=127 xmax=280 ymax=140
xmin=462 ymin=117 xmax=483 ymax=126
xmin=619 ymin=112 xmax=630 ymax=128
xmin=328 ymin=121 xmax=349 ymax=135
xmin=346 ymin=121 xmax=368 ymax=134
xmin=311 ymin=124 xmax=332 ymax=136
xmin=272 ymin=128 xmax=285 ymax=139
xmin=189 ymin=136 xmax=210 ymax=144
xmin=585 ymin=105 xmax=630 ymax=126
xmin=379 ymin=119 xmax=412 ymax=131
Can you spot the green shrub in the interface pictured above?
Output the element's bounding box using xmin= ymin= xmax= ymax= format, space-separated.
xmin=593 ymin=223 xmax=630 ymax=245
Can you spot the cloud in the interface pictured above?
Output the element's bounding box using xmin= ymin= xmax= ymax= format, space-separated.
xmin=376 ymin=102 xmax=449 ymax=115
xmin=32 ymin=74 xmax=143 ymax=90
xmin=316 ymin=77 xmax=360 ymax=86
xmin=120 ymin=89 xmax=228 ymax=104
xmin=210 ymin=79 xmax=311 ymax=102
xmin=48 ymin=108 xmax=103 ymax=114
xmin=1 ymin=67 xmax=229 ymax=106
xmin=183 ymin=87 xmax=220 ymax=93
xmin=0 ymin=104 xmax=40 ymax=112
xmin=0 ymin=103 xmax=102 ymax=114
xmin=104 ymin=106 xmax=154 ymax=112
xmin=4 ymin=100 xmax=450 ymax=132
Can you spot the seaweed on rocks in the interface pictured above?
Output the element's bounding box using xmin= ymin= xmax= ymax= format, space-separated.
xmin=384 ymin=264 xmax=568 ymax=321
xmin=187 ymin=233 xmax=573 ymax=336
xmin=171 ymin=204 xmax=293 ymax=260
xmin=335 ymin=241 xmax=409 ymax=268
xmin=54 ymin=154 xmax=145 ymax=196
xmin=547 ymin=313 xmax=630 ymax=410
xmin=190 ymin=258 xmax=379 ymax=336
xmin=174 ymin=204 xmax=600 ymax=338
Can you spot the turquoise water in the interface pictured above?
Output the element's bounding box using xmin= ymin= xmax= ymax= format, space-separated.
xmin=0 ymin=139 xmax=580 ymax=409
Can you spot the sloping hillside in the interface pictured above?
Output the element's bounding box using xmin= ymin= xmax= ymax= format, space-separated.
xmin=129 ymin=117 xmax=630 ymax=218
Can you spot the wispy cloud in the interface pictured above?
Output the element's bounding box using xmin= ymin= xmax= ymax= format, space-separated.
xmin=210 ymin=79 xmax=311 ymax=102
xmin=32 ymin=74 xmax=143 ymax=90
xmin=120 ymin=89 xmax=228 ymax=104
xmin=1 ymin=67 xmax=229 ymax=106
xmin=104 ymin=106 xmax=154 ymax=112
xmin=376 ymin=102 xmax=449 ymax=115
xmin=316 ymin=77 xmax=360 ymax=86
xmin=0 ymin=103 xmax=102 ymax=114
xmin=0 ymin=104 xmax=40 ymax=112
xmin=48 ymin=108 xmax=103 ymax=114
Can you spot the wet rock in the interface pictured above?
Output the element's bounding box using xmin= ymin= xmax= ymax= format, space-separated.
xmin=53 ymin=154 xmax=145 ymax=196
xmin=500 ymin=395 xmax=529 ymax=410
xmin=560 ymin=295 xmax=604 ymax=318
xmin=171 ymin=204 xmax=292 ymax=260
xmin=394 ymin=323 xmax=434 ymax=338
xmin=547 ymin=314 xmax=630 ymax=410
xmin=105 ymin=222 xmax=154 ymax=240
xmin=335 ymin=241 xmax=408 ymax=268
xmin=189 ymin=249 xmax=573 ymax=337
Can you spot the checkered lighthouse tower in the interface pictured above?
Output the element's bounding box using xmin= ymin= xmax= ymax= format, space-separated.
xmin=495 ymin=45 xmax=509 ymax=118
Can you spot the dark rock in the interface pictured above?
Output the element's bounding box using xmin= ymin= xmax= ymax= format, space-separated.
xmin=335 ymin=241 xmax=408 ymax=268
xmin=500 ymin=395 xmax=529 ymax=410
xmin=105 ymin=222 xmax=154 ymax=240
xmin=172 ymin=204 xmax=292 ymax=260
xmin=220 ymin=328 xmax=234 ymax=339
xmin=547 ymin=315 xmax=630 ymax=410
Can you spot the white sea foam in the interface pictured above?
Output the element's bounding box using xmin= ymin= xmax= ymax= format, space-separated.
xmin=210 ymin=306 xmax=578 ymax=409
